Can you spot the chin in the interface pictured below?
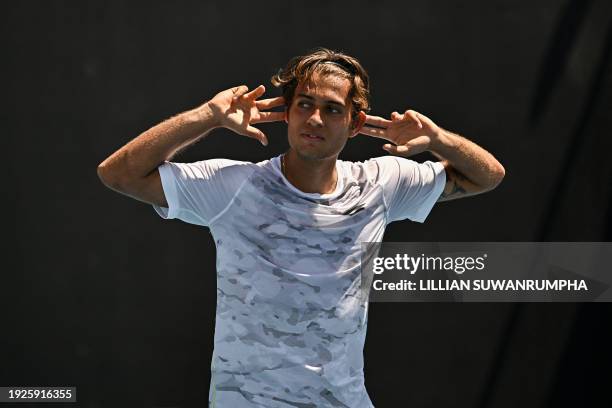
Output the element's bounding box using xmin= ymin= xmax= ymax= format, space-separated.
xmin=293 ymin=149 xmax=327 ymax=161
xmin=290 ymin=144 xmax=339 ymax=162
xmin=289 ymin=139 xmax=346 ymax=162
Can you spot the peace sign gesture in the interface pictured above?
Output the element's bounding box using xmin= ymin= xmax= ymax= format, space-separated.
xmin=359 ymin=109 xmax=441 ymax=157
xmin=207 ymin=85 xmax=285 ymax=146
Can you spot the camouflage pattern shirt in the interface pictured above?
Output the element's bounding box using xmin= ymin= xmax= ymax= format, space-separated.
xmin=153 ymin=155 xmax=445 ymax=407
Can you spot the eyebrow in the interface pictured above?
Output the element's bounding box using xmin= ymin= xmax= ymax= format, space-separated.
xmin=296 ymin=93 xmax=346 ymax=108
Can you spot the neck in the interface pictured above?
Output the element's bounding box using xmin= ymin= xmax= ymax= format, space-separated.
xmin=282 ymin=149 xmax=338 ymax=194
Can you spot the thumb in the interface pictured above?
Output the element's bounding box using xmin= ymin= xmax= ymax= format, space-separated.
xmin=382 ymin=143 xmax=412 ymax=156
xmin=383 ymin=136 xmax=430 ymax=156
xmin=243 ymin=125 xmax=268 ymax=146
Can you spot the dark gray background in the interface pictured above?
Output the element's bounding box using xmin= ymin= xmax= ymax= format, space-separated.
xmin=4 ymin=1 xmax=612 ymax=407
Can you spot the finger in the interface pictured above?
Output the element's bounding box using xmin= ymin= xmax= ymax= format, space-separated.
xmin=241 ymin=125 xmax=268 ymax=146
xmin=383 ymin=143 xmax=425 ymax=156
xmin=404 ymin=110 xmax=423 ymax=129
xmin=256 ymin=96 xmax=286 ymax=110
xmin=244 ymin=85 xmax=266 ymax=101
xmin=254 ymin=111 xmax=285 ymax=123
xmin=383 ymin=135 xmax=429 ymax=156
xmin=232 ymin=86 xmax=249 ymax=104
xmin=382 ymin=144 xmax=412 ymax=155
xmin=364 ymin=114 xmax=393 ymax=128
xmin=359 ymin=125 xmax=393 ymax=141
xmin=231 ymin=85 xmax=249 ymax=100
xmin=391 ymin=111 xmax=402 ymax=121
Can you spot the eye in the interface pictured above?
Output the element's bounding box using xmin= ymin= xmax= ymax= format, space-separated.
xmin=297 ymin=101 xmax=311 ymax=108
xmin=328 ymin=106 xmax=342 ymax=114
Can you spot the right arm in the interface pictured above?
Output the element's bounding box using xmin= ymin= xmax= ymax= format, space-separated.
xmin=96 ymin=85 xmax=284 ymax=206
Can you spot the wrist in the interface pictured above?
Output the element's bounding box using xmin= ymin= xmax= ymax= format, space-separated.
xmin=428 ymin=128 xmax=456 ymax=153
xmin=190 ymin=102 xmax=220 ymax=129
xmin=184 ymin=102 xmax=224 ymax=138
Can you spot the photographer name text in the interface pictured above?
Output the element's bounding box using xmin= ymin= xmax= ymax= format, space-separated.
xmin=373 ymin=279 xmax=588 ymax=291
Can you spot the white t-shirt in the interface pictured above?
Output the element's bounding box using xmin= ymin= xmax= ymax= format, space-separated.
xmin=153 ymin=155 xmax=445 ymax=408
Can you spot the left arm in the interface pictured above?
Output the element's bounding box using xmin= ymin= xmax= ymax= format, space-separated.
xmin=428 ymin=128 xmax=505 ymax=201
xmin=359 ymin=109 xmax=505 ymax=201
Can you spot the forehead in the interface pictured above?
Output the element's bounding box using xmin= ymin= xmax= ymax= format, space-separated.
xmin=294 ymin=72 xmax=351 ymax=105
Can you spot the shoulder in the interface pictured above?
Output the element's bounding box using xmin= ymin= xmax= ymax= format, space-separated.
xmin=340 ymin=156 xmax=427 ymax=184
xmin=338 ymin=158 xmax=381 ymax=186
xmin=161 ymin=158 xmax=259 ymax=181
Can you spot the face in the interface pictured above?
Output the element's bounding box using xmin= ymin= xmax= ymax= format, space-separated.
xmin=285 ymin=72 xmax=365 ymax=161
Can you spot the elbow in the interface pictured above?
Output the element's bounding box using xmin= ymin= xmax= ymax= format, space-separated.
xmin=488 ymin=162 xmax=505 ymax=191
xmin=475 ymin=162 xmax=505 ymax=194
xmin=97 ymin=161 xmax=123 ymax=190
xmin=495 ymin=162 xmax=506 ymax=185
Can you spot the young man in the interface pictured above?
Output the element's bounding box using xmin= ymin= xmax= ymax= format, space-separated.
xmin=98 ymin=48 xmax=504 ymax=407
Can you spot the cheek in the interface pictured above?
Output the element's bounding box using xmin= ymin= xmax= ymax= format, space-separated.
xmin=332 ymin=117 xmax=353 ymax=133
xmin=286 ymin=107 xmax=303 ymax=124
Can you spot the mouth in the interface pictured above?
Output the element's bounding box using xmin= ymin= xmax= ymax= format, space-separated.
xmin=300 ymin=133 xmax=325 ymax=141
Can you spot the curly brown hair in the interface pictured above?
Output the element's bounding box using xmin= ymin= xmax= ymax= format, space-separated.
xmin=270 ymin=47 xmax=371 ymax=120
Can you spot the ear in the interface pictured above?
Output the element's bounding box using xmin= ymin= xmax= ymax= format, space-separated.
xmin=349 ymin=111 xmax=367 ymax=138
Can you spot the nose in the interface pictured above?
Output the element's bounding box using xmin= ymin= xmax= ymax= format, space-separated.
xmin=306 ymin=108 xmax=324 ymax=127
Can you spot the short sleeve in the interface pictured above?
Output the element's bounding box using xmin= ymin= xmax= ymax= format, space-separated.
xmin=373 ymin=156 xmax=446 ymax=223
xmin=152 ymin=159 xmax=256 ymax=227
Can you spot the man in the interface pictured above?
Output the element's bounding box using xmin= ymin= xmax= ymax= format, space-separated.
xmin=98 ymin=48 xmax=504 ymax=407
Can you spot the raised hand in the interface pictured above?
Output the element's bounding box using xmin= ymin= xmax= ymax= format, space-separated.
xmin=359 ymin=109 xmax=441 ymax=157
xmin=206 ymin=85 xmax=285 ymax=146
